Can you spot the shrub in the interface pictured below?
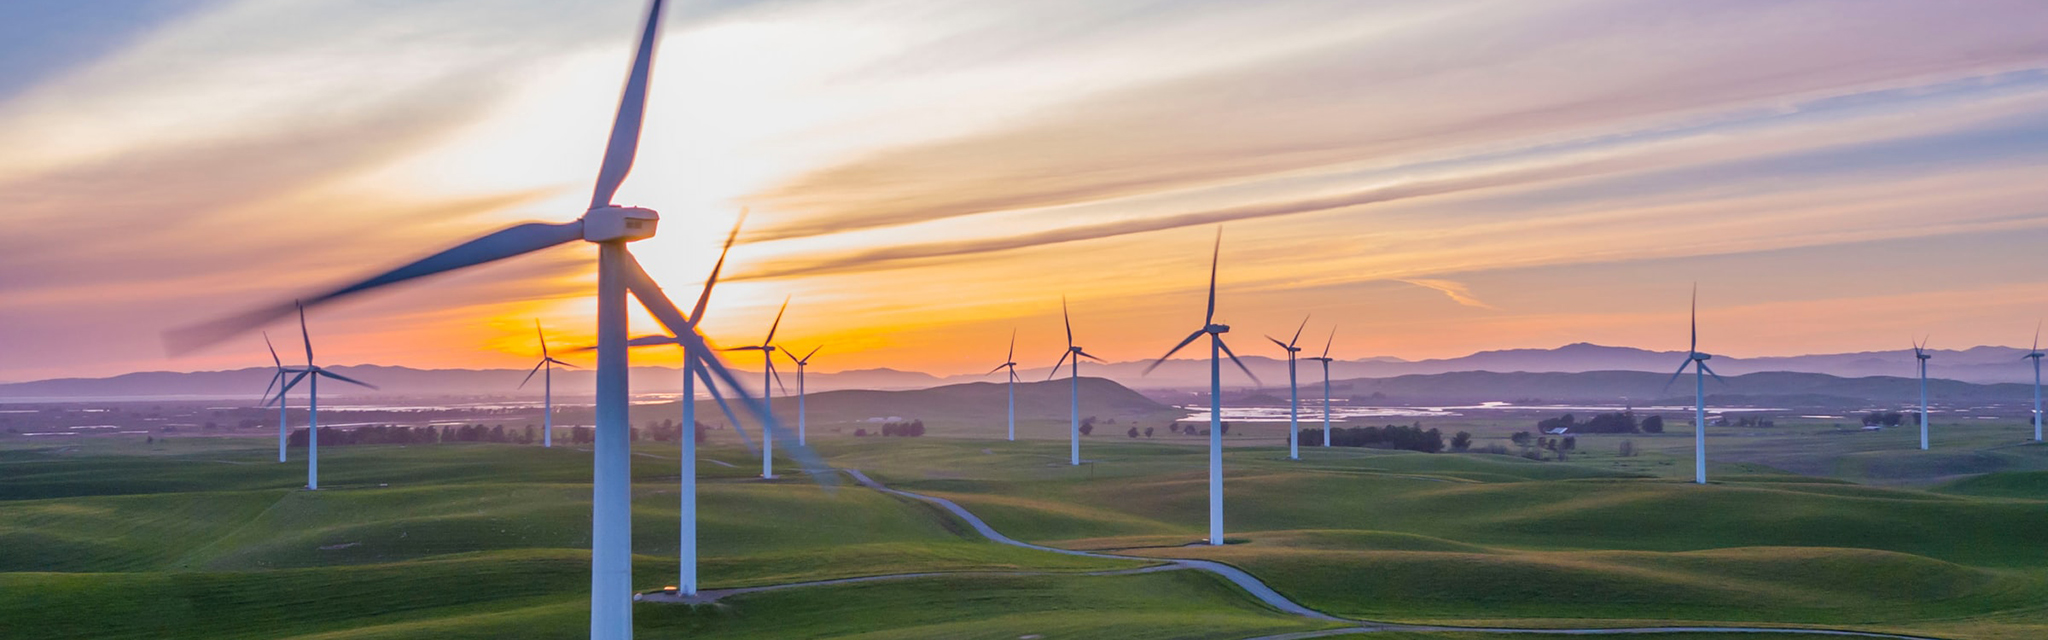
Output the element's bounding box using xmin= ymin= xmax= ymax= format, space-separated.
xmin=1641 ymin=415 xmax=1665 ymax=434
xmin=1450 ymin=431 xmax=1473 ymax=451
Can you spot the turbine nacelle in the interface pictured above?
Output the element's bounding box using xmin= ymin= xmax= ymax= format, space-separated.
xmin=582 ymin=206 xmax=660 ymax=243
xmin=1206 ymin=323 xmax=1230 ymax=334
xmin=1917 ymin=354 xmax=1933 ymax=361
xmin=1691 ymin=352 xmax=1711 ymax=361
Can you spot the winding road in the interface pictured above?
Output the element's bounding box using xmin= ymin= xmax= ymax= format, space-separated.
xmin=654 ymin=468 xmax=1949 ymax=639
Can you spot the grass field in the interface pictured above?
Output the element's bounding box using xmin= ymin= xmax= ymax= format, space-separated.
xmin=6 ymin=420 xmax=2048 ymax=639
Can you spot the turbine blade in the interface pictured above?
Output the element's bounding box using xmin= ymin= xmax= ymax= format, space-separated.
xmin=764 ymin=296 xmax=789 ymax=344
xmin=532 ymin=317 xmax=548 ymax=361
xmin=770 ymin=360 xmax=786 ymax=395
xmin=1006 ymin=328 xmax=1016 ymax=363
xmin=690 ymin=357 xmax=756 ymax=453
xmin=1661 ymin=361 xmax=1688 ymax=393
xmin=1144 ymin=329 xmax=1207 ymax=375
xmin=1266 ymin=335 xmax=1290 ymax=351
xmin=1700 ymin=361 xmax=1727 ymax=385
xmin=263 ymin=332 xmax=282 ymax=368
xmin=297 ymin=301 xmax=313 ymax=366
xmin=802 ymin=345 xmax=822 ymax=363
xmin=1290 ymin=315 xmax=1308 ymax=348
xmin=1062 ymin=296 xmax=1074 ymax=347
xmin=261 ymin=370 xmax=284 ymax=404
xmin=1218 ymin=338 xmax=1261 ymax=386
xmin=987 ymin=362 xmax=1009 ymax=376
xmin=165 ymin=221 xmax=585 ymax=354
xmin=1048 ymin=351 xmax=1071 ymax=380
xmin=1689 ymin=283 xmax=1698 ymax=354
xmin=316 ymin=369 xmax=379 ymax=390
xmin=1321 ymin=327 xmax=1335 ymax=359
xmin=623 ymin=250 xmax=837 ymax=486
xmin=1205 ymin=226 xmax=1221 ymax=325
xmin=547 ymin=357 xmax=579 ymax=368
xmin=1009 ymin=368 xmax=1019 ymax=383
xmin=519 ymin=361 xmax=547 ymax=389
xmin=588 ymin=0 xmax=666 ymax=209
xmin=2033 ymin=321 xmax=2040 ymax=354
xmin=1076 ymin=349 xmax=1105 ymax=363
xmin=268 ymin=370 xmax=312 ymax=406
xmin=691 ymin=209 xmax=746 ymax=324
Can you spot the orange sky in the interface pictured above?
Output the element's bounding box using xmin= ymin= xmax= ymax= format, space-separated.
xmin=4 ymin=0 xmax=2048 ymax=382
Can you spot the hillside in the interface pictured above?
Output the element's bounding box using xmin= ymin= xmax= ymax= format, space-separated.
xmin=1332 ymin=370 xmax=2037 ymax=407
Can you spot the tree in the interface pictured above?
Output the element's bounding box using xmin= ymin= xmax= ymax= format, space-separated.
xmin=1079 ymin=423 xmax=1094 ymax=436
xmin=1218 ymin=422 xmax=1231 ymax=436
xmin=1509 ymin=431 xmax=1533 ymax=447
xmin=854 ymin=428 xmax=868 ymax=437
xmin=1127 ymin=427 xmax=1139 ymax=438
xmin=1450 ymin=431 xmax=1472 ymax=451
xmin=1640 ymin=415 xmax=1664 ymax=434
xmin=1561 ymin=435 xmax=1577 ymax=451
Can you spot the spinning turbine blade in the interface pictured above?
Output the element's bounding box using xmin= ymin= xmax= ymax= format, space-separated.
xmin=1321 ymin=327 xmax=1335 ymax=359
xmin=589 ymin=0 xmax=665 ymax=208
xmin=519 ymin=361 xmax=547 ymax=389
xmin=316 ymin=369 xmax=379 ymax=390
xmin=690 ymin=358 xmax=755 ymax=453
xmin=1217 ymin=339 xmax=1260 ymax=386
xmin=769 ymin=360 xmax=786 ymax=395
xmin=261 ymin=370 xmax=284 ymax=405
xmin=1266 ymin=335 xmax=1291 ymax=351
xmin=801 ymin=345 xmax=822 ymax=363
xmin=1289 ymin=315 xmax=1308 ymax=348
xmin=269 ymin=371 xmax=312 ymax=406
xmin=1144 ymin=329 xmax=1207 ymax=374
xmin=622 ymin=253 xmax=836 ymax=485
xmin=1689 ymin=283 xmax=1698 ymax=353
xmin=987 ymin=362 xmax=1011 ymax=376
xmin=1007 ymin=329 xmax=1016 ymax=363
xmin=165 ymin=222 xmax=585 ymax=354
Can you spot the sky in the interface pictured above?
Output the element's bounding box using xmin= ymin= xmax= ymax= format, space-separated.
xmin=3 ymin=0 xmax=2048 ymax=382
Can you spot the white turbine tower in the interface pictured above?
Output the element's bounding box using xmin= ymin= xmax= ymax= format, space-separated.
xmin=2026 ymin=325 xmax=2043 ymax=443
xmin=1662 ymin=287 xmax=1723 ymax=485
xmin=164 ymin=3 xmax=825 ymax=635
xmin=1266 ymin=317 xmax=1309 ymax=460
xmin=606 ymin=216 xmax=743 ymax=599
xmin=990 ymin=330 xmax=1020 ymax=441
xmin=258 ymin=332 xmax=301 ymax=463
xmin=1144 ymin=228 xmax=1260 ymax=546
xmin=1306 ymin=329 xmax=1335 ymax=448
xmin=784 ymin=345 xmax=822 ymax=446
xmin=520 ymin=320 xmax=576 ymax=448
xmin=269 ymin=303 xmax=378 ymax=491
xmin=727 ymin=298 xmax=790 ymax=479
xmin=1914 ymin=337 xmax=1933 ymax=451
xmin=1049 ymin=298 xmax=1105 ymax=466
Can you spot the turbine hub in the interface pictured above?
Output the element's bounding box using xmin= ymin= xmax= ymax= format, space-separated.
xmin=583 ymin=206 xmax=659 ymax=243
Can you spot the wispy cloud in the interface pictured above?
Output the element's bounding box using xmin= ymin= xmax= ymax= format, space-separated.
xmin=1397 ymin=279 xmax=1495 ymax=310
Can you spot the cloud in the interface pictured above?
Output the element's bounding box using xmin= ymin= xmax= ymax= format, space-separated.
xmin=1396 ymin=279 xmax=1496 ymax=310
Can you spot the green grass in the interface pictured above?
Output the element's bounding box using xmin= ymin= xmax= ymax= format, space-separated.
xmin=10 ymin=431 xmax=2048 ymax=638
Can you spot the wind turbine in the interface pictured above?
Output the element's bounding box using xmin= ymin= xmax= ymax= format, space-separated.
xmin=2026 ymin=324 xmax=2043 ymax=443
xmin=162 ymin=3 xmax=825 ymax=636
xmin=1266 ymin=316 xmax=1309 ymax=460
xmin=1306 ymin=328 xmax=1335 ymax=448
xmin=1662 ymin=286 xmax=1723 ymax=485
xmin=269 ymin=303 xmax=378 ymax=491
xmin=1914 ymin=337 xmax=1933 ymax=450
xmin=258 ymin=332 xmax=301 ymax=463
xmin=1144 ymin=228 xmax=1260 ymax=546
xmin=1049 ymin=297 xmax=1104 ymax=466
xmin=726 ymin=298 xmax=790 ymax=479
xmin=989 ymin=330 xmax=1019 ymax=441
xmin=520 ymin=320 xmax=576 ymax=448
xmin=783 ymin=345 xmax=822 ymax=446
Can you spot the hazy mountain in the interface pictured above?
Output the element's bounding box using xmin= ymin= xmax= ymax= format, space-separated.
xmin=5 ymin=342 xmax=2038 ymax=400
xmin=1328 ymin=370 xmax=2036 ymax=408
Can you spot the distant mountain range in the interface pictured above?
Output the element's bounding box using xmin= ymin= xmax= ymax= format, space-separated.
xmin=2 ymin=342 xmax=2039 ymax=400
xmin=1323 ymin=370 xmax=2035 ymax=409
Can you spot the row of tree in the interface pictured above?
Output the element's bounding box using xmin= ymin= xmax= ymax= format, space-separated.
xmin=1298 ymin=424 xmax=1453 ymax=453
xmin=856 ymin=420 xmax=927 ymax=437
xmin=1536 ymin=412 xmax=1665 ymax=434
xmin=285 ymin=421 xmax=711 ymax=447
